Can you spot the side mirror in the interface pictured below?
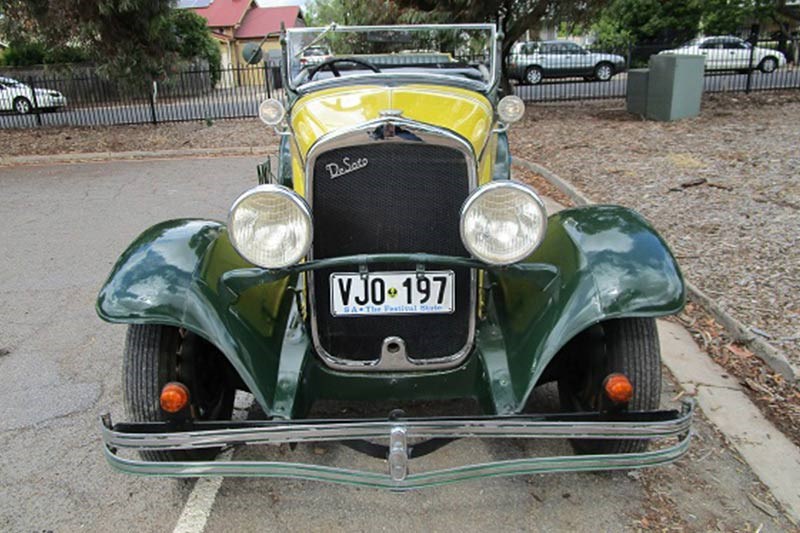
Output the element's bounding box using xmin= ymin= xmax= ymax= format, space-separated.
xmin=242 ymin=43 xmax=264 ymax=65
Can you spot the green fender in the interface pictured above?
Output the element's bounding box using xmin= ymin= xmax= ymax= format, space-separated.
xmin=97 ymin=205 xmax=684 ymax=418
xmin=491 ymin=204 xmax=685 ymax=409
xmin=96 ymin=219 xmax=297 ymax=416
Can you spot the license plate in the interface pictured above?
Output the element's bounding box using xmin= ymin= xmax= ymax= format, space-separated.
xmin=330 ymin=271 xmax=455 ymax=317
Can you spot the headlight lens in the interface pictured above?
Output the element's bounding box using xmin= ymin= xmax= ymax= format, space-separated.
xmin=258 ymin=98 xmax=285 ymax=126
xmin=228 ymin=185 xmax=312 ymax=269
xmin=497 ymin=95 xmax=525 ymax=123
xmin=460 ymin=182 xmax=547 ymax=265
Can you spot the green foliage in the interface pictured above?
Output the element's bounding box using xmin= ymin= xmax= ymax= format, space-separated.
xmin=595 ymin=0 xmax=800 ymax=47
xmin=306 ymin=0 xmax=442 ymax=26
xmin=700 ymin=0 xmax=753 ymax=35
xmin=0 ymin=40 xmax=89 ymax=66
xmin=0 ymin=0 xmax=221 ymax=83
xmin=171 ymin=9 xmax=222 ymax=82
xmin=593 ymin=0 xmax=703 ymax=47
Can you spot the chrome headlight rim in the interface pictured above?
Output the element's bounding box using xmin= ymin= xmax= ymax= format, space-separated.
xmin=459 ymin=181 xmax=548 ymax=266
xmin=258 ymin=98 xmax=286 ymax=126
xmin=497 ymin=95 xmax=526 ymax=124
xmin=228 ymin=184 xmax=313 ymax=269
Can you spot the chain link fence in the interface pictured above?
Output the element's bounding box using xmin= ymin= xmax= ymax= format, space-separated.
xmin=1 ymin=37 xmax=798 ymax=129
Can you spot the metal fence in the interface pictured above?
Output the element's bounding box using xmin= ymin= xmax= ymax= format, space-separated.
xmin=510 ymin=37 xmax=800 ymax=102
xmin=0 ymin=63 xmax=282 ymax=129
xmin=1 ymin=37 xmax=798 ymax=129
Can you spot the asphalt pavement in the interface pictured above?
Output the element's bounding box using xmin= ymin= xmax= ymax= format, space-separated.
xmin=0 ymin=157 xmax=794 ymax=532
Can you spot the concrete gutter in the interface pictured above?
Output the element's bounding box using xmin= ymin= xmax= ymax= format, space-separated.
xmin=513 ymin=157 xmax=798 ymax=382
xmin=658 ymin=320 xmax=800 ymax=524
xmin=0 ymin=146 xmax=270 ymax=167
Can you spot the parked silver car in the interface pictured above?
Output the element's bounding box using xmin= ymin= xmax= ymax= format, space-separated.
xmin=508 ymin=41 xmax=627 ymax=85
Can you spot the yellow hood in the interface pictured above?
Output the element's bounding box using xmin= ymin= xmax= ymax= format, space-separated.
xmin=289 ymin=84 xmax=494 ymax=157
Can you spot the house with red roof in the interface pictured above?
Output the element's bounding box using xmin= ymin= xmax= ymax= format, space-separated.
xmin=186 ymin=0 xmax=304 ymax=84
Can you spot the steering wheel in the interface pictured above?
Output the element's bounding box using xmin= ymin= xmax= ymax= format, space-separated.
xmin=307 ymin=57 xmax=382 ymax=79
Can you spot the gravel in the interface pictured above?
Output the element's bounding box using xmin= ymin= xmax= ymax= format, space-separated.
xmin=510 ymin=92 xmax=800 ymax=369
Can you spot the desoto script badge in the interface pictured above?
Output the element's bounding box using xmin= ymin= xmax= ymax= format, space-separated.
xmin=326 ymin=156 xmax=369 ymax=179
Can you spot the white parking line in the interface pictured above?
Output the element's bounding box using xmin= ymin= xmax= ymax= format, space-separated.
xmin=171 ymin=392 xmax=254 ymax=533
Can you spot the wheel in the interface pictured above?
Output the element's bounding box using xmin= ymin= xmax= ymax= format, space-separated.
xmin=14 ymin=97 xmax=32 ymax=115
xmin=524 ymin=66 xmax=543 ymax=85
xmin=123 ymin=324 xmax=236 ymax=461
xmin=557 ymin=318 xmax=661 ymax=455
xmin=594 ymin=62 xmax=615 ymax=82
xmin=759 ymin=56 xmax=778 ymax=73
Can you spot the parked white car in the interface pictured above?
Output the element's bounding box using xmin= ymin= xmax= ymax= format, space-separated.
xmin=659 ymin=36 xmax=787 ymax=73
xmin=0 ymin=76 xmax=68 ymax=114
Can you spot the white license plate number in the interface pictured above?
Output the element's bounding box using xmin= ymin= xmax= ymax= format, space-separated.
xmin=330 ymin=271 xmax=455 ymax=317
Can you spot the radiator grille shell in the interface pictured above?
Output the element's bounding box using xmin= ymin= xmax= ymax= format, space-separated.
xmin=307 ymin=126 xmax=476 ymax=368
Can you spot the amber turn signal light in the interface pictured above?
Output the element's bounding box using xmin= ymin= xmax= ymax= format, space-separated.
xmin=603 ymin=373 xmax=634 ymax=404
xmin=160 ymin=382 xmax=190 ymax=413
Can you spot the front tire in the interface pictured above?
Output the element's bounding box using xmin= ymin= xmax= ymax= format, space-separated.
xmin=557 ymin=318 xmax=661 ymax=455
xmin=123 ymin=324 xmax=236 ymax=461
xmin=524 ymin=66 xmax=543 ymax=85
xmin=759 ymin=56 xmax=778 ymax=73
xmin=594 ymin=62 xmax=615 ymax=82
xmin=14 ymin=97 xmax=32 ymax=115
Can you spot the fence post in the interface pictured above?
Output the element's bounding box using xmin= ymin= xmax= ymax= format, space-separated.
xmin=27 ymin=76 xmax=43 ymax=126
xmin=149 ymin=80 xmax=158 ymax=125
xmin=745 ymin=25 xmax=759 ymax=94
xmin=745 ymin=44 xmax=756 ymax=94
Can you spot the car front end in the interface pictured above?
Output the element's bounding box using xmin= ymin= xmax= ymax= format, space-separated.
xmin=97 ymin=23 xmax=693 ymax=488
xmin=34 ymin=87 xmax=67 ymax=109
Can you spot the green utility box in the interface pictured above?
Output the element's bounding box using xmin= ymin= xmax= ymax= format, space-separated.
xmin=626 ymin=54 xmax=705 ymax=121
xmin=626 ymin=69 xmax=650 ymax=116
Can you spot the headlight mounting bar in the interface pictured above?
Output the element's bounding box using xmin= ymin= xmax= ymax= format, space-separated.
xmin=220 ymin=253 xmax=560 ymax=304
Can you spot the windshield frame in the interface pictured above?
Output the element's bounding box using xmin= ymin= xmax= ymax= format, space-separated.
xmin=283 ymin=23 xmax=499 ymax=95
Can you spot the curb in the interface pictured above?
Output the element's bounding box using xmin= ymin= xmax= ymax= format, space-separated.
xmin=0 ymin=146 xmax=271 ymax=167
xmin=513 ymin=157 xmax=799 ymax=382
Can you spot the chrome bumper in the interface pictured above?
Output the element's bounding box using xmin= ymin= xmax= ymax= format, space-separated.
xmin=101 ymin=400 xmax=693 ymax=490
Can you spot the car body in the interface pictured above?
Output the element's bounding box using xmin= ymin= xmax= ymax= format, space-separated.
xmin=0 ymin=76 xmax=67 ymax=114
xmin=98 ymin=23 xmax=693 ymax=489
xmin=507 ymin=40 xmax=627 ymax=85
xmin=659 ymin=36 xmax=787 ymax=73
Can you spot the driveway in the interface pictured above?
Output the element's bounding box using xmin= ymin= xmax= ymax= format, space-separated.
xmin=0 ymin=157 xmax=793 ymax=531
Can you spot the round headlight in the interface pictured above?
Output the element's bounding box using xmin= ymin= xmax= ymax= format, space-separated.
xmin=460 ymin=182 xmax=547 ymax=265
xmin=228 ymin=185 xmax=312 ymax=269
xmin=258 ymin=98 xmax=285 ymax=126
xmin=497 ymin=95 xmax=525 ymax=123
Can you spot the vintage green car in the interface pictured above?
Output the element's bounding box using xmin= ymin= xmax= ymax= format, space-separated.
xmin=98 ymin=23 xmax=693 ymax=489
